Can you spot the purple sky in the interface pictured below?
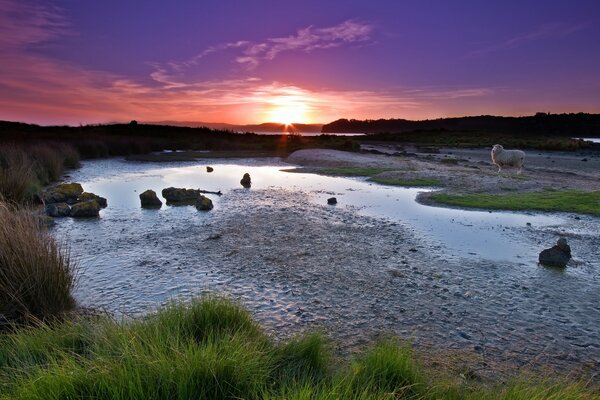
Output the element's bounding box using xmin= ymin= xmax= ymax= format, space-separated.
xmin=0 ymin=0 xmax=599 ymax=125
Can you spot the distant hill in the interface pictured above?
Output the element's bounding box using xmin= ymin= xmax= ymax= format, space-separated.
xmin=148 ymin=121 xmax=323 ymax=133
xmin=321 ymin=113 xmax=600 ymax=136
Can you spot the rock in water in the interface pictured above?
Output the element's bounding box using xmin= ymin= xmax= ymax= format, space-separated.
xmin=539 ymin=237 xmax=571 ymax=267
xmin=78 ymin=192 xmax=107 ymax=208
xmin=139 ymin=190 xmax=162 ymax=208
xmin=195 ymin=195 xmax=213 ymax=211
xmin=206 ymin=166 xmax=214 ymax=172
xmin=46 ymin=202 xmax=71 ymax=217
xmin=70 ymin=200 xmax=101 ymax=218
xmin=162 ymin=187 xmax=199 ymax=204
xmin=240 ymin=173 xmax=251 ymax=188
xmin=43 ymin=182 xmax=84 ymax=204
xmin=327 ymin=197 xmax=337 ymax=205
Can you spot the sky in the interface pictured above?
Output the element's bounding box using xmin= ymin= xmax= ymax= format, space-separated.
xmin=0 ymin=0 xmax=599 ymax=125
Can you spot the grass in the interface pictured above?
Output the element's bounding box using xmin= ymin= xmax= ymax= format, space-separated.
xmin=370 ymin=177 xmax=441 ymax=187
xmin=0 ymin=144 xmax=80 ymax=204
xmin=318 ymin=167 xmax=391 ymax=177
xmin=0 ymin=201 xmax=76 ymax=325
xmin=0 ymin=147 xmax=38 ymax=204
xmin=431 ymin=190 xmax=600 ymax=216
xmin=0 ymin=297 xmax=596 ymax=399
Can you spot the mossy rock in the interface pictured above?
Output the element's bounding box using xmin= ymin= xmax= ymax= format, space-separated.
xmin=44 ymin=182 xmax=84 ymax=204
xmin=140 ymin=189 xmax=162 ymax=208
xmin=46 ymin=202 xmax=71 ymax=217
xmin=162 ymin=187 xmax=200 ymax=205
xmin=195 ymin=195 xmax=213 ymax=211
xmin=70 ymin=200 xmax=100 ymax=218
xmin=78 ymin=192 xmax=107 ymax=208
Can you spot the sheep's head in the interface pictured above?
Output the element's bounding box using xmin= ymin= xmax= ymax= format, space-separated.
xmin=491 ymin=144 xmax=503 ymax=155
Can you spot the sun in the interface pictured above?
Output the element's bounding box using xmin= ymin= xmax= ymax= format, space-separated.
xmin=266 ymin=97 xmax=309 ymax=125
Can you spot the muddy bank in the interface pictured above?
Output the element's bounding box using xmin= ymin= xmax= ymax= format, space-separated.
xmin=286 ymin=147 xmax=600 ymax=197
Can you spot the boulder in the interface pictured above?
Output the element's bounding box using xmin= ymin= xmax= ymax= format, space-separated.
xmin=162 ymin=187 xmax=200 ymax=205
xmin=539 ymin=237 xmax=571 ymax=268
xmin=70 ymin=200 xmax=101 ymax=218
xmin=78 ymin=192 xmax=107 ymax=208
xmin=327 ymin=197 xmax=337 ymax=205
xmin=240 ymin=173 xmax=251 ymax=188
xmin=46 ymin=202 xmax=71 ymax=217
xmin=206 ymin=166 xmax=214 ymax=172
xmin=43 ymin=182 xmax=83 ymax=204
xmin=139 ymin=189 xmax=162 ymax=208
xmin=195 ymin=195 xmax=214 ymax=211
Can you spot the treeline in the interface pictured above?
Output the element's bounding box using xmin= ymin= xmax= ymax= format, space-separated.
xmin=322 ymin=113 xmax=600 ymax=136
xmin=0 ymin=121 xmax=355 ymax=159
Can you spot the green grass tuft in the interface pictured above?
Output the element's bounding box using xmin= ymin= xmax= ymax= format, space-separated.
xmin=370 ymin=177 xmax=441 ymax=187
xmin=0 ymin=297 xmax=597 ymax=399
xmin=319 ymin=167 xmax=391 ymax=177
xmin=431 ymin=190 xmax=600 ymax=216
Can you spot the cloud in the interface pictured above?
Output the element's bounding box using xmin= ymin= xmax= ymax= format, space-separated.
xmin=0 ymin=0 xmax=69 ymax=48
xmin=236 ymin=20 xmax=373 ymax=69
xmin=472 ymin=21 xmax=588 ymax=55
xmin=153 ymin=20 xmax=374 ymax=79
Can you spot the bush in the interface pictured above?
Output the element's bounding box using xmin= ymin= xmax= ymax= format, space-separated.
xmin=0 ymin=202 xmax=76 ymax=325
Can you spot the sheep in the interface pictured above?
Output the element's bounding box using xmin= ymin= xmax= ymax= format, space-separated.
xmin=491 ymin=144 xmax=526 ymax=174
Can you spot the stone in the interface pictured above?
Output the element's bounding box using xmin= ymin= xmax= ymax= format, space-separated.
xmin=539 ymin=237 xmax=571 ymax=268
xmin=45 ymin=202 xmax=70 ymax=217
xmin=70 ymin=200 xmax=101 ymax=218
xmin=240 ymin=173 xmax=251 ymax=188
xmin=43 ymin=182 xmax=83 ymax=204
xmin=139 ymin=190 xmax=162 ymax=208
xmin=162 ymin=187 xmax=200 ymax=205
xmin=78 ymin=192 xmax=107 ymax=208
xmin=327 ymin=197 xmax=337 ymax=205
xmin=195 ymin=195 xmax=213 ymax=211
xmin=206 ymin=166 xmax=214 ymax=172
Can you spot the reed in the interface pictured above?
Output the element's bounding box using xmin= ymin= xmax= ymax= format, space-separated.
xmin=0 ymin=202 xmax=76 ymax=325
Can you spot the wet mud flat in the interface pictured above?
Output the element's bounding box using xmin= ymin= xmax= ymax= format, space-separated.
xmin=63 ymin=184 xmax=600 ymax=380
xmin=53 ymin=154 xmax=600 ymax=382
xmin=196 ymin=189 xmax=600 ymax=379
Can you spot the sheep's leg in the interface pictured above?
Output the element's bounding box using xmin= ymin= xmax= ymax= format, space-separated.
xmin=517 ymin=166 xmax=522 ymax=175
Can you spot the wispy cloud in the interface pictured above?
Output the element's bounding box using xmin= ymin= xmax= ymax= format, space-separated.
xmin=472 ymin=21 xmax=588 ymax=55
xmin=235 ymin=20 xmax=373 ymax=68
xmin=0 ymin=0 xmax=69 ymax=48
xmin=152 ymin=19 xmax=373 ymax=82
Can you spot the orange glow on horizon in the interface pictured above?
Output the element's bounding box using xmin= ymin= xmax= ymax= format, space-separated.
xmin=265 ymin=95 xmax=310 ymax=125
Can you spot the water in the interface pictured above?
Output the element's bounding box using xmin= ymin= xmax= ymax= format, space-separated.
xmin=579 ymin=137 xmax=600 ymax=144
xmin=52 ymin=157 xmax=600 ymax=373
xmin=61 ymin=158 xmax=560 ymax=263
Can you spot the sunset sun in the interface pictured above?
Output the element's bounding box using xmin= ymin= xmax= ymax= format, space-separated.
xmin=266 ymin=96 xmax=309 ymax=125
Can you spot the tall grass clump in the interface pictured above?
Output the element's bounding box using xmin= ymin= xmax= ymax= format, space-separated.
xmin=0 ymin=143 xmax=81 ymax=204
xmin=0 ymin=202 xmax=76 ymax=325
xmin=28 ymin=145 xmax=64 ymax=185
xmin=0 ymin=147 xmax=37 ymax=204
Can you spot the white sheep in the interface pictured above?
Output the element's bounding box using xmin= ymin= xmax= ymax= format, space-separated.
xmin=491 ymin=144 xmax=526 ymax=174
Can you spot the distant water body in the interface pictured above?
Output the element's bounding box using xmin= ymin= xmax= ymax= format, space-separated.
xmin=246 ymin=131 xmax=365 ymax=137
xmin=579 ymin=137 xmax=600 ymax=144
